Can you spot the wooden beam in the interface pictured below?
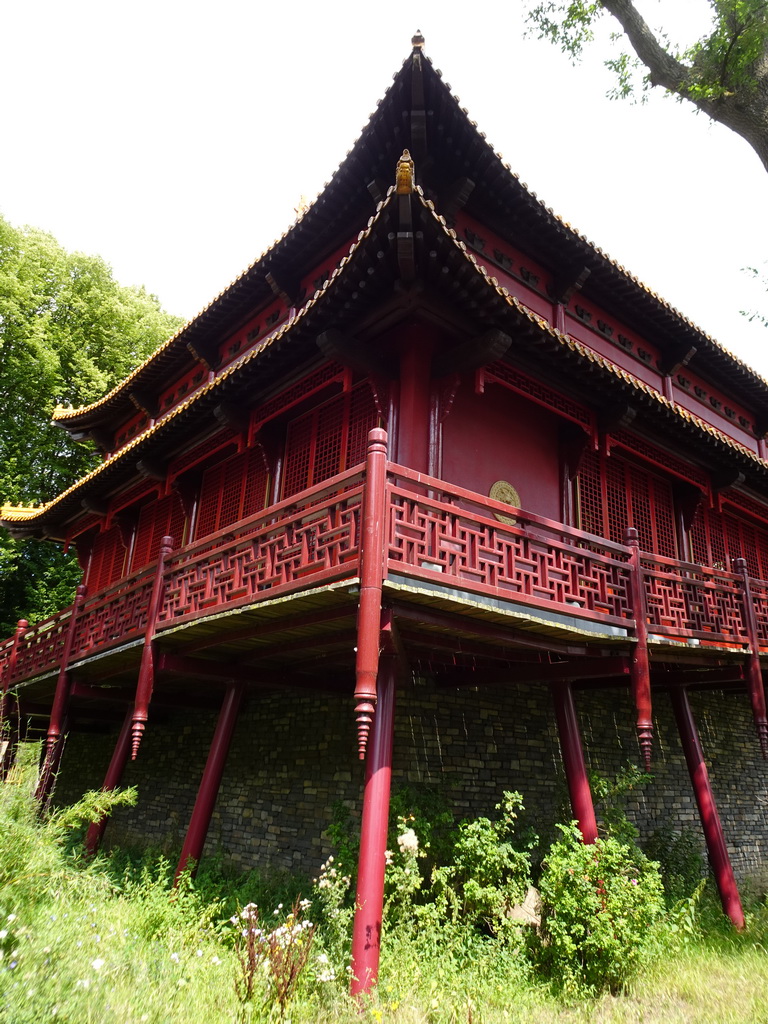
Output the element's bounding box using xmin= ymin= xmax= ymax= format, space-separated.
xmin=653 ymin=666 xmax=745 ymax=687
xmin=432 ymin=329 xmax=512 ymax=378
xmin=433 ymin=656 xmax=631 ymax=688
xmin=177 ymin=605 xmax=356 ymax=655
xmin=390 ymin=602 xmax=591 ymax=657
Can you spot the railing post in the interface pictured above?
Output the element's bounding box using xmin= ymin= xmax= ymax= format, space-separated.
xmin=174 ymin=681 xmax=244 ymax=882
xmin=552 ymin=681 xmax=598 ymax=844
xmin=670 ymin=687 xmax=745 ymax=930
xmin=350 ymin=651 xmax=397 ymax=998
xmin=0 ymin=619 xmax=28 ymax=779
xmin=131 ymin=536 xmax=174 ymax=759
xmin=625 ymin=527 xmax=653 ymax=770
xmin=84 ymin=707 xmax=134 ymax=857
xmin=354 ymin=429 xmax=388 ymax=759
xmin=734 ymin=557 xmax=768 ymax=758
xmin=35 ymin=584 xmax=87 ymax=804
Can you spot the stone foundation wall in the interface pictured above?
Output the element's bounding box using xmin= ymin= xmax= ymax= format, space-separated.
xmin=55 ymin=677 xmax=768 ymax=886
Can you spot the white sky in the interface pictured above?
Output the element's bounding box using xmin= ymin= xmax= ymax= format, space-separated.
xmin=1 ymin=1 xmax=767 ymax=374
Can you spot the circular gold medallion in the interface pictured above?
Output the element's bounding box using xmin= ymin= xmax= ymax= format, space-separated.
xmin=489 ymin=480 xmax=520 ymax=525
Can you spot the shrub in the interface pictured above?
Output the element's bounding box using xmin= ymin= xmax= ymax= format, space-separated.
xmin=430 ymin=792 xmax=534 ymax=942
xmin=645 ymin=824 xmax=705 ymax=905
xmin=536 ymin=822 xmax=665 ymax=994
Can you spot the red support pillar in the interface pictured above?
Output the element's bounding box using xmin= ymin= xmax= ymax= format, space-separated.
xmin=131 ymin=535 xmax=174 ymax=759
xmin=552 ymin=681 xmax=598 ymax=844
xmin=354 ymin=430 xmax=388 ymax=759
xmin=670 ymin=687 xmax=745 ymax=929
xmin=35 ymin=717 xmax=69 ymax=814
xmin=0 ymin=619 xmax=28 ymax=779
xmin=734 ymin=557 xmax=768 ymax=758
xmin=350 ymin=653 xmax=397 ymax=999
xmin=36 ymin=584 xmax=87 ymax=804
xmin=625 ymin=527 xmax=653 ymax=770
xmin=397 ymin=328 xmax=434 ymax=474
xmin=174 ymin=681 xmax=244 ymax=882
xmin=84 ymin=707 xmax=134 ymax=857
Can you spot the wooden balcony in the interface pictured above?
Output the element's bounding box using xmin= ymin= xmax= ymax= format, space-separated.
xmin=2 ymin=460 xmax=766 ymax=691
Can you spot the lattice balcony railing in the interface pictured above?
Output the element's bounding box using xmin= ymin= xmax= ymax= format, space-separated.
xmin=4 ymin=460 xmax=767 ymax=687
xmin=385 ymin=465 xmax=632 ymax=625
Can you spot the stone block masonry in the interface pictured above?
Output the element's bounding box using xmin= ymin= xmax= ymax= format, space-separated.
xmin=55 ymin=678 xmax=768 ymax=885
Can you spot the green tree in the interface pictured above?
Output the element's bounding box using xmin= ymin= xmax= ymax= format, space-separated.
xmin=0 ymin=214 xmax=183 ymax=634
xmin=527 ymin=1 xmax=768 ymax=171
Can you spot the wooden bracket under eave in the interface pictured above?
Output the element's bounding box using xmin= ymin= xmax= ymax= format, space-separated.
xmin=712 ymin=468 xmax=746 ymax=492
xmin=550 ymin=265 xmax=591 ymax=306
xmin=599 ymin=403 xmax=637 ymax=434
xmin=80 ymin=496 xmax=108 ymax=516
xmin=136 ymin=458 xmax=167 ymax=482
xmin=266 ymin=272 xmax=303 ymax=309
xmin=186 ymin=339 xmax=221 ymax=372
xmin=432 ymin=328 xmax=512 ymax=378
xmin=213 ymin=402 xmax=248 ymax=435
xmin=317 ymin=329 xmax=394 ymax=379
xmin=129 ymin=389 xmax=158 ymax=420
xmin=440 ymin=177 xmax=475 ymax=221
xmin=659 ymin=343 xmax=697 ymax=377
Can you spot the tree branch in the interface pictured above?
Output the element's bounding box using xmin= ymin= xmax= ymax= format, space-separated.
xmin=600 ymin=0 xmax=692 ymax=92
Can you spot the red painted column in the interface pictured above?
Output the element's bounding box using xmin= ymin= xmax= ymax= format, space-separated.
xmin=0 ymin=619 xmax=28 ymax=779
xmin=36 ymin=584 xmax=87 ymax=803
xmin=175 ymin=681 xmax=244 ymax=882
xmin=552 ymin=681 xmax=598 ymax=844
xmin=35 ymin=716 xmax=69 ymax=814
xmin=350 ymin=653 xmax=397 ymax=998
xmin=397 ymin=326 xmax=434 ymax=474
xmin=84 ymin=707 xmax=134 ymax=857
xmin=131 ymin=535 xmax=174 ymax=759
xmin=734 ymin=557 xmax=768 ymax=758
xmin=625 ymin=527 xmax=653 ymax=770
xmin=670 ymin=687 xmax=745 ymax=930
xmin=354 ymin=430 xmax=388 ymax=759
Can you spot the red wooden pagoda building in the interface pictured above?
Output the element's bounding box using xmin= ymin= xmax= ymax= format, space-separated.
xmin=2 ymin=34 xmax=768 ymax=990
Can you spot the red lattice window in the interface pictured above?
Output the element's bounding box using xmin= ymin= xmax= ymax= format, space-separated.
xmin=196 ymin=448 xmax=269 ymax=539
xmin=87 ymin=527 xmax=127 ymax=592
xmin=690 ymin=504 xmax=768 ymax=577
xmin=130 ymin=494 xmax=186 ymax=571
xmin=577 ymin=450 xmax=678 ymax=557
xmin=282 ymin=382 xmax=378 ymax=498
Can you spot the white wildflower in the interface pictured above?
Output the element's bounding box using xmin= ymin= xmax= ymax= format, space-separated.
xmin=397 ymin=828 xmax=419 ymax=856
xmin=91 ymin=958 xmax=105 ymax=970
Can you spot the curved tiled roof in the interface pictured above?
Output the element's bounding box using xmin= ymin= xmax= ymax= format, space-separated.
xmin=6 ymin=182 xmax=768 ymax=539
xmin=52 ymin=42 xmax=768 ymax=435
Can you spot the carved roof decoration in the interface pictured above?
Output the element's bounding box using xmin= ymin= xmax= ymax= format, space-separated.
xmin=50 ymin=40 xmax=768 ymax=439
xmin=5 ymin=184 xmax=768 ymax=540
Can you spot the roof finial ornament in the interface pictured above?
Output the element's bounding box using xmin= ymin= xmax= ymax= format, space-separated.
xmin=396 ymin=149 xmax=415 ymax=194
xmin=411 ymin=29 xmax=424 ymax=51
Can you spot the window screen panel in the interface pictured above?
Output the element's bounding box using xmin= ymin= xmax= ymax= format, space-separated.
xmin=87 ymin=527 xmax=126 ymax=592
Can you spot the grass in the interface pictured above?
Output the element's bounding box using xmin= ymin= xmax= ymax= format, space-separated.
xmin=2 ymin=748 xmax=768 ymax=1023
